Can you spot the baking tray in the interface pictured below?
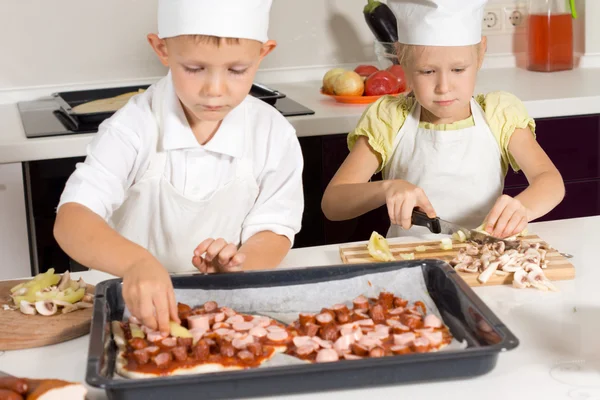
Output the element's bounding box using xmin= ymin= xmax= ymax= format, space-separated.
xmin=52 ymin=82 xmax=285 ymax=130
xmin=85 ymin=260 xmax=519 ymax=400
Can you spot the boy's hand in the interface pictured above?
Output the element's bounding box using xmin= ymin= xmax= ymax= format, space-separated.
xmin=484 ymin=194 xmax=529 ymax=238
xmin=192 ymin=238 xmax=245 ymax=274
xmin=122 ymin=256 xmax=180 ymax=335
xmin=383 ymin=180 xmax=436 ymax=230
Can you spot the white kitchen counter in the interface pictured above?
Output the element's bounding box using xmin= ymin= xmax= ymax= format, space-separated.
xmin=1 ymin=67 xmax=600 ymax=164
xmin=1 ymin=216 xmax=598 ymax=400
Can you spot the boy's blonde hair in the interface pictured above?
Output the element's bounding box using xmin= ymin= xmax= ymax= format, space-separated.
xmin=395 ymin=42 xmax=484 ymax=69
xmin=168 ymin=34 xmax=241 ymax=47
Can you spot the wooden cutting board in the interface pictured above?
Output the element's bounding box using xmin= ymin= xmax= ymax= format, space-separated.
xmin=339 ymin=235 xmax=575 ymax=287
xmin=0 ymin=279 xmax=95 ymax=350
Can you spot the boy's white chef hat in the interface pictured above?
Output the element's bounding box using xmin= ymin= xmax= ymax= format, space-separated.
xmin=388 ymin=0 xmax=488 ymax=46
xmin=158 ymin=0 xmax=272 ymax=42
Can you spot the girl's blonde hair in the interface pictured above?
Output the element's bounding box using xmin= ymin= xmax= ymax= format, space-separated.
xmin=395 ymin=42 xmax=484 ymax=69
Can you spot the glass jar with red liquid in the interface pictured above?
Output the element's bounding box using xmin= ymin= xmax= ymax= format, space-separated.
xmin=527 ymin=0 xmax=577 ymax=72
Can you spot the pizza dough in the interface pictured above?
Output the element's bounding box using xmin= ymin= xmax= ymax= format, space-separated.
xmin=70 ymin=89 xmax=145 ymax=114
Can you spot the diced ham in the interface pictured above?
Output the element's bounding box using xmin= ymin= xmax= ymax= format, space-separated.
xmin=316 ymin=348 xmax=339 ymax=363
xmin=161 ymin=337 xmax=177 ymax=347
xmin=153 ymin=352 xmax=172 ymax=368
xmin=266 ymin=330 xmax=289 ymax=342
xmin=394 ymin=332 xmax=416 ymax=347
xmin=187 ymin=315 xmax=211 ymax=331
xmin=249 ymin=326 xmax=268 ymax=338
xmin=226 ymin=315 xmax=245 ymax=325
xmin=232 ymin=321 xmax=254 ymax=332
xmin=420 ymin=330 xmax=443 ymax=346
xmin=424 ymin=314 xmax=443 ymax=329
xmin=340 ymin=322 xmax=359 ymax=335
xmin=171 ymin=346 xmax=188 ymax=361
xmin=237 ymin=350 xmax=255 ymax=363
xmin=133 ymin=349 xmax=149 ymax=364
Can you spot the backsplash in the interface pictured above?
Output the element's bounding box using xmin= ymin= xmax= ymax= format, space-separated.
xmin=0 ymin=0 xmax=591 ymax=91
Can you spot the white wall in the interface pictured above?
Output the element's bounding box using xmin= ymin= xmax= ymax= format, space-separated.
xmin=0 ymin=0 xmax=595 ymax=91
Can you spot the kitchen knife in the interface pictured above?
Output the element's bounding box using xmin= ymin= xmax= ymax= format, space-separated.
xmin=411 ymin=209 xmax=519 ymax=247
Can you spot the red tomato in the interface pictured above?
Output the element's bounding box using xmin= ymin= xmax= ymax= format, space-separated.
xmin=354 ymin=64 xmax=379 ymax=78
xmin=364 ymin=70 xmax=402 ymax=96
xmin=386 ymin=65 xmax=407 ymax=92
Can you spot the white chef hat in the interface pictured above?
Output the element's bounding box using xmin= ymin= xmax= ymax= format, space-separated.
xmin=157 ymin=0 xmax=272 ymax=42
xmin=388 ymin=0 xmax=487 ymax=46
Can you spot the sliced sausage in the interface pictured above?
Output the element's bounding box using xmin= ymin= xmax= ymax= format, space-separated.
xmin=249 ymin=326 xmax=268 ymax=338
xmin=315 ymin=312 xmax=333 ymax=326
xmin=212 ymin=322 xmax=231 ymax=330
xmin=132 ymin=349 xmax=150 ymax=365
xmin=357 ymin=318 xmax=374 ymax=327
xmin=153 ymin=352 xmax=172 ymax=368
xmin=192 ymin=340 xmax=210 ymax=360
xmin=171 ymin=346 xmax=188 ymax=361
xmin=214 ymin=312 xmax=226 ymax=323
xmin=0 ymin=378 xmax=28 ymax=394
xmin=369 ymin=347 xmax=385 ymax=358
xmin=214 ymin=328 xmax=234 ymax=337
xmin=252 ymin=316 xmax=272 ymax=327
xmin=226 ymin=315 xmax=245 ymax=325
xmin=266 ymin=325 xmax=285 ymax=333
xmin=369 ymin=304 xmax=386 ymax=324
xmin=266 ymin=330 xmax=289 ymax=342
xmin=232 ymin=321 xmax=254 ymax=332
xmin=188 ymin=315 xmax=211 ymax=331
xmin=237 ymin=350 xmax=255 ymax=364
xmin=221 ymin=307 xmax=236 ymax=318
xmin=351 ymin=343 xmax=369 ymax=356
xmin=315 ymin=348 xmax=339 ymax=363
xmin=320 ymin=324 xmax=338 ymax=342
xmin=378 ymin=292 xmax=395 ymax=309
xmin=232 ymin=335 xmax=254 ymax=349
xmin=128 ymin=337 xmax=148 ymax=350
xmin=296 ymin=345 xmax=315 ymax=356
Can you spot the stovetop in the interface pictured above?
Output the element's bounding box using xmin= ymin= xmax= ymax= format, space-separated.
xmin=18 ymin=91 xmax=315 ymax=139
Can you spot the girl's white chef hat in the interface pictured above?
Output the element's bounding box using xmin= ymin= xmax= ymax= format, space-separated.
xmin=388 ymin=0 xmax=488 ymax=46
xmin=157 ymin=0 xmax=272 ymax=42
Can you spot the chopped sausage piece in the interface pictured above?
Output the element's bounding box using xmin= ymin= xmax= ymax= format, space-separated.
xmin=220 ymin=343 xmax=236 ymax=358
xmin=299 ymin=313 xmax=315 ymax=326
xmin=296 ymin=345 xmax=315 ymax=356
xmin=161 ymin=337 xmax=177 ymax=348
xmin=153 ymin=352 xmax=172 ymax=368
xmin=369 ymin=347 xmax=385 ymax=358
xmin=369 ymin=304 xmax=386 ymax=324
xmin=320 ymin=323 xmax=338 ymax=342
xmin=237 ymin=350 xmax=255 ymax=364
xmin=316 ymin=312 xmax=334 ymax=326
xmin=378 ymin=292 xmax=394 ymax=309
xmin=171 ymin=346 xmax=188 ymax=361
xmin=333 ymin=305 xmax=351 ymax=324
xmin=177 ymin=337 xmax=193 ymax=349
xmin=266 ymin=330 xmax=289 ymax=342
xmin=247 ymin=342 xmax=263 ymax=357
xmin=391 ymin=345 xmax=411 ymax=355
xmin=411 ymin=337 xmax=430 ymax=353
xmin=232 ymin=321 xmax=254 ymax=332
xmin=400 ymin=314 xmax=422 ymax=330
xmin=203 ymin=301 xmax=218 ymax=313
xmin=316 ymin=349 xmax=339 ymax=363
xmin=424 ymin=314 xmax=443 ymax=329
xmin=249 ymin=326 xmax=268 ymax=338
xmin=353 ymin=295 xmax=369 ymax=310
xmin=128 ymin=337 xmax=148 ymax=350
xmin=192 ymin=340 xmax=210 ymax=360
xmin=177 ymin=302 xmax=192 ymax=321
xmin=394 ymin=297 xmax=408 ymax=308
xmin=303 ymin=323 xmax=320 ymax=337
xmin=351 ymin=343 xmax=369 ymax=356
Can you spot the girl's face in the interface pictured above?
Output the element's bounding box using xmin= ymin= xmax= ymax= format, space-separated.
xmin=405 ymin=41 xmax=484 ymax=124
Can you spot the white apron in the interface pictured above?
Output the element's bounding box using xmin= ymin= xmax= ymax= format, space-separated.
xmin=384 ymin=98 xmax=503 ymax=238
xmin=109 ymin=87 xmax=259 ymax=273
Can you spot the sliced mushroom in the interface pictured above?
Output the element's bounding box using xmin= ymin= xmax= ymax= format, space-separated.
xmin=57 ymin=271 xmax=72 ymax=291
xmin=527 ymin=269 xmax=558 ymax=292
xmin=512 ymin=268 xmax=529 ymax=289
xmin=20 ymin=300 xmax=37 ymax=315
xmin=478 ymin=261 xmax=500 ymax=284
xmin=61 ymin=301 xmax=93 ymax=314
xmin=77 ymin=277 xmax=87 ymax=289
xmin=35 ymin=300 xmax=58 ymax=316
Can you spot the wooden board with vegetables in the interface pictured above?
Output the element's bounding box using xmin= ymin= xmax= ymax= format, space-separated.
xmin=0 ymin=269 xmax=95 ymax=350
xmin=339 ymin=232 xmax=575 ymax=289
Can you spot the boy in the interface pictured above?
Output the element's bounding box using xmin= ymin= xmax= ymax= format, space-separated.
xmin=54 ymin=0 xmax=304 ymax=335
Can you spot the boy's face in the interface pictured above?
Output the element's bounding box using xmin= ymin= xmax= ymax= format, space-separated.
xmin=149 ymin=35 xmax=275 ymax=123
xmin=405 ymin=39 xmax=485 ymax=124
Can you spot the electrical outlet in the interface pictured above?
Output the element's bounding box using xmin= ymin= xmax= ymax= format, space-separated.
xmin=503 ymin=4 xmax=527 ymax=32
xmin=482 ymin=7 xmax=503 ymax=34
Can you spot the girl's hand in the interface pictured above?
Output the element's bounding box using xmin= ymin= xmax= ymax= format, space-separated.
xmin=383 ymin=180 xmax=436 ymax=230
xmin=484 ymin=194 xmax=529 ymax=238
xmin=192 ymin=238 xmax=245 ymax=273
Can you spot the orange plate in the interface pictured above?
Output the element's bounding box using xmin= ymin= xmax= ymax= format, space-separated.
xmin=320 ymin=89 xmax=400 ymax=104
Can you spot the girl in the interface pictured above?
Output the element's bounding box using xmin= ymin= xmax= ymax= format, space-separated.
xmin=322 ymin=0 xmax=564 ymax=239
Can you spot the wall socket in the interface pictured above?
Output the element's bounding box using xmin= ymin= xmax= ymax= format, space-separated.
xmin=482 ymin=3 xmax=527 ymax=35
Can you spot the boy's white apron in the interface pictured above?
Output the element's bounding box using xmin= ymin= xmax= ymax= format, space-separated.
xmin=384 ymin=99 xmax=503 ymax=238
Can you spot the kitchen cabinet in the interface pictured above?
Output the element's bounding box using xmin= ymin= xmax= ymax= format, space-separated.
xmin=0 ymin=163 xmax=31 ymax=279
xmin=294 ymin=114 xmax=600 ymax=248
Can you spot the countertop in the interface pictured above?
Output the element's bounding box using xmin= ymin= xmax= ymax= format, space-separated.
xmin=1 ymin=216 xmax=598 ymax=400
xmin=1 ymin=67 xmax=600 ymax=164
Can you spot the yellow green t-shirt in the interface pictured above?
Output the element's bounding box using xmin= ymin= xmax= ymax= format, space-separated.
xmin=347 ymin=91 xmax=536 ymax=175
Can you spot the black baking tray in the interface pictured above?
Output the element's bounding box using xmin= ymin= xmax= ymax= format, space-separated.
xmin=52 ymin=82 xmax=286 ymax=130
xmin=85 ymin=260 xmax=519 ymax=400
